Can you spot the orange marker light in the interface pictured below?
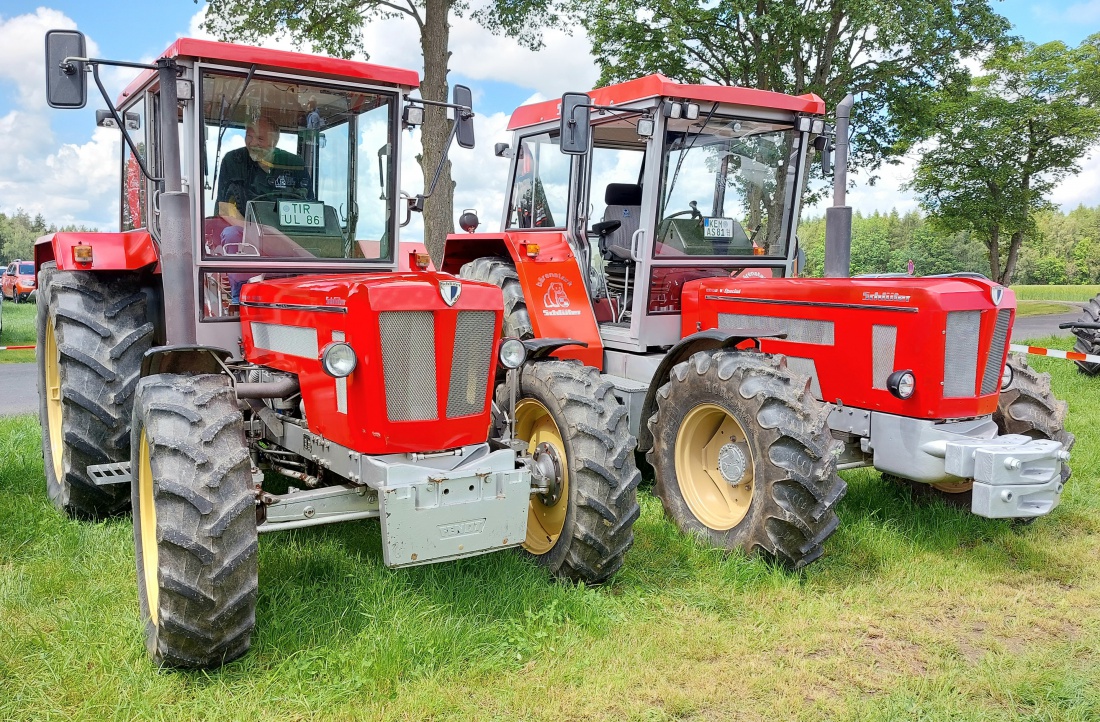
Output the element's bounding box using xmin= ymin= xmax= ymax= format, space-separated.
xmin=73 ymin=244 xmax=93 ymax=264
xmin=413 ymin=252 xmax=431 ymax=270
xmin=524 ymin=243 xmax=540 ymax=258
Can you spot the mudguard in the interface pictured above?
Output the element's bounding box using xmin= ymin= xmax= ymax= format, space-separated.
xmin=35 ymin=230 xmax=159 ymax=273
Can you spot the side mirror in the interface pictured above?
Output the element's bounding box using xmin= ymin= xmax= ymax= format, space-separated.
xmin=813 ymin=134 xmax=832 ymax=175
xmin=453 ymin=84 xmax=474 ymax=150
xmin=45 ymin=30 xmax=87 ymax=109
xmin=559 ymin=92 xmax=591 ymax=155
xmin=494 ymin=142 xmax=512 ymax=158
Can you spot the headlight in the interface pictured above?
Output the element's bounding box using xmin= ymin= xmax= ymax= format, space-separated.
xmin=320 ymin=342 xmax=357 ymax=377
xmin=498 ymin=338 xmax=527 ymax=369
xmin=886 ymin=369 xmax=916 ymax=399
xmin=1001 ymin=362 xmax=1014 ymax=390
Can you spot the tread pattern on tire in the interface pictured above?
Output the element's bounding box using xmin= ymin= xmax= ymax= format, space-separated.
xmin=37 ymin=262 xmax=153 ymax=517
xmin=459 ymin=256 xmax=534 ymax=339
xmin=1072 ymin=294 xmax=1100 ymax=375
xmin=648 ymin=351 xmax=846 ymax=570
xmin=132 ymin=373 xmax=258 ymax=669
xmin=504 ymin=360 xmax=640 ymax=583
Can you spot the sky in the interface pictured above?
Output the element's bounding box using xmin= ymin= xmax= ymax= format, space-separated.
xmin=0 ymin=0 xmax=1097 ymax=234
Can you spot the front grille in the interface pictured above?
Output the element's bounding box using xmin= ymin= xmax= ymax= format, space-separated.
xmin=944 ymin=311 xmax=981 ymax=397
xmin=380 ymin=311 xmax=437 ymax=421
xmin=250 ymin=322 xmax=319 ymax=359
xmin=979 ymin=308 xmax=1013 ymax=395
xmin=447 ymin=312 xmax=496 ymax=418
xmin=718 ymin=313 xmax=835 ymax=345
xmin=871 ymin=325 xmax=897 ymax=390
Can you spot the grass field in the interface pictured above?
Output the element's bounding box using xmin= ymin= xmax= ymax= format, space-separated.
xmin=1011 ymin=285 xmax=1100 ymax=302
xmin=2 ymin=337 xmax=1098 ymax=720
xmin=0 ymin=300 xmax=36 ymax=364
xmin=1015 ymin=300 xmax=1078 ymax=317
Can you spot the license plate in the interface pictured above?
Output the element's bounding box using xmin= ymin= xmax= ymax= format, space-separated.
xmin=703 ymin=217 xmax=734 ymax=239
xmin=278 ymin=201 xmax=323 ymax=228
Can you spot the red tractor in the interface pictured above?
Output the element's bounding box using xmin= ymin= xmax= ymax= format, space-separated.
xmin=441 ymin=75 xmax=1073 ymax=569
xmin=39 ymin=31 xmax=638 ymax=668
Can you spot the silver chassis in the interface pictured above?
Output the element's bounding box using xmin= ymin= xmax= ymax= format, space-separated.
xmin=256 ymin=419 xmax=531 ymax=567
xmin=829 ymin=408 xmax=1069 ymax=519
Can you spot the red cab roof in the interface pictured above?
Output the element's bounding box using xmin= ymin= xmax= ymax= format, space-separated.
xmin=119 ymin=38 xmax=420 ymax=103
xmin=508 ymin=74 xmax=825 ymax=130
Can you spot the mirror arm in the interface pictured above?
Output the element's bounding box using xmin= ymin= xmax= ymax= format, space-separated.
xmin=90 ymin=62 xmax=160 ymax=183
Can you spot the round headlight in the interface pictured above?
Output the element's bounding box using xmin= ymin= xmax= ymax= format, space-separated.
xmin=321 ymin=342 xmax=357 ymax=377
xmin=499 ymin=338 xmax=527 ymax=369
xmin=886 ymin=369 xmax=916 ymax=399
xmin=1001 ymin=362 xmax=1014 ymax=390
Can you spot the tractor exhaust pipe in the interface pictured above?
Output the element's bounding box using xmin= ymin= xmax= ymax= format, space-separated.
xmin=824 ymin=93 xmax=854 ymax=278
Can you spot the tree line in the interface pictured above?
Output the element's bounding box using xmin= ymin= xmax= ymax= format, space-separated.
xmin=798 ymin=204 xmax=1100 ymax=284
xmin=0 ymin=209 xmax=93 ymax=266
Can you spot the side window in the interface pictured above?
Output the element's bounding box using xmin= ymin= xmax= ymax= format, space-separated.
xmin=589 ymin=145 xmax=645 ymax=224
xmin=507 ymin=132 xmax=570 ymax=229
xmin=121 ymin=99 xmax=148 ymax=231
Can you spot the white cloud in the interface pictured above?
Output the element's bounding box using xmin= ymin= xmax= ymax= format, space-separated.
xmin=0 ymin=8 xmax=100 ymax=109
xmin=1051 ymin=150 xmax=1100 ymax=210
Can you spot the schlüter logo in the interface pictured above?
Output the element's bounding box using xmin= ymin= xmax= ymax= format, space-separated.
xmin=862 ymin=290 xmax=912 ymax=303
xmin=535 ymin=273 xmax=582 ymax=317
xmin=325 ymin=296 xmax=346 ymax=306
xmin=439 ymin=280 xmax=462 ymax=306
xmin=991 ymin=286 xmax=1005 ymax=305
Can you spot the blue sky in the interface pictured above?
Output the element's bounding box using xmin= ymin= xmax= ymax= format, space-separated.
xmin=0 ymin=1 xmax=1097 ymax=231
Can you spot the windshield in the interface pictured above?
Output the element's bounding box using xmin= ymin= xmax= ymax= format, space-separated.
xmin=200 ymin=71 xmax=397 ymax=262
xmin=655 ymin=117 xmax=799 ymax=259
xmin=18 ymin=263 xmax=34 ymax=275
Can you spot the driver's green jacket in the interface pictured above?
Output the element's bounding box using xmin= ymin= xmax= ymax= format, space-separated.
xmin=216 ymin=147 xmax=312 ymax=216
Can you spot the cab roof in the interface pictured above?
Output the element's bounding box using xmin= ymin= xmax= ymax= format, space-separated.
xmin=118 ymin=38 xmax=420 ymax=104
xmin=508 ymin=74 xmax=825 ymax=130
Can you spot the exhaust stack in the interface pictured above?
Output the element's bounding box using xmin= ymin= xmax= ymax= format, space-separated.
xmin=824 ymin=93 xmax=854 ymax=278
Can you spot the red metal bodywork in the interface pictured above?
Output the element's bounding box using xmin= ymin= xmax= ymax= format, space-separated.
xmin=34 ymin=231 xmax=160 ymax=273
xmin=443 ymin=231 xmax=603 ymax=367
xmin=508 ymin=74 xmax=825 ymax=131
xmin=682 ymin=276 xmax=1016 ymax=420
xmin=239 ymin=272 xmax=502 ymax=454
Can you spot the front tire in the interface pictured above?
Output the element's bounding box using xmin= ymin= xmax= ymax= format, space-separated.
xmin=37 ymin=262 xmax=154 ymax=517
xmin=132 ymin=373 xmax=258 ymax=669
xmin=504 ymin=360 xmax=640 ymax=584
xmin=1071 ymin=294 xmax=1100 ymax=375
xmin=648 ymin=351 xmax=846 ymax=570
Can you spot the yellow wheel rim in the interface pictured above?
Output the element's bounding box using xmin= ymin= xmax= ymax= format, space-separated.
xmin=137 ymin=429 xmax=159 ymax=625
xmin=515 ymin=398 xmax=569 ymax=555
xmin=675 ymin=403 xmax=755 ymax=531
xmin=44 ymin=320 xmax=63 ymax=482
xmin=931 ymin=479 xmax=973 ymax=494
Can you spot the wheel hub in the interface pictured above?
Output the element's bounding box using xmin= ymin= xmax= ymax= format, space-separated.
xmin=531 ymin=441 xmax=564 ymax=505
xmin=717 ymin=443 xmax=748 ymax=486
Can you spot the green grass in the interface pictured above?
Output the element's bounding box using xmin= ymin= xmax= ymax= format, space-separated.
xmin=1015 ymin=300 xmax=1078 ymax=317
xmin=2 ymin=340 xmax=1100 ymax=720
xmin=0 ymin=300 xmax=36 ymax=364
xmin=1011 ymin=285 xmax=1100 ymax=302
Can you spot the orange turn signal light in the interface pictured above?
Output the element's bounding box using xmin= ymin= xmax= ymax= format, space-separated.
xmin=524 ymin=243 xmax=540 ymax=258
xmin=413 ymin=252 xmax=431 ymax=270
xmin=73 ymin=244 xmax=93 ymax=264
xmin=752 ymin=245 xmax=766 ymax=256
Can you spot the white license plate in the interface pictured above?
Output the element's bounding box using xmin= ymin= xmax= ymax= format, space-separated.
xmin=703 ymin=217 xmax=734 ymax=239
xmin=279 ymin=201 xmax=324 ymax=228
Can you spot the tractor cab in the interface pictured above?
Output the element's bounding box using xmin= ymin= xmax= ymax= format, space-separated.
xmin=498 ymin=76 xmax=826 ymax=352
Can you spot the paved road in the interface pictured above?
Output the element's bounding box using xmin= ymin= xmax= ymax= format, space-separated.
xmin=0 ymin=363 xmax=37 ymax=417
xmin=1011 ymin=305 xmax=1084 ymax=342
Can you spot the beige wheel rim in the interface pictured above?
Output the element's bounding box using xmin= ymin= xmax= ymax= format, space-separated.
xmin=931 ymin=479 xmax=973 ymax=494
xmin=44 ymin=320 xmax=63 ymax=481
xmin=137 ymin=430 xmax=159 ymax=625
xmin=675 ymin=403 xmax=755 ymax=530
xmin=515 ymin=398 xmax=569 ymax=555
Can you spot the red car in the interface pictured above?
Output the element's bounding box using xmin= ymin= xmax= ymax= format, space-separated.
xmin=2 ymin=260 xmax=36 ymax=303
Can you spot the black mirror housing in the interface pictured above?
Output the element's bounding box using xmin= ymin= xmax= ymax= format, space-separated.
xmin=453 ymin=84 xmax=474 ymax=150
xmin=493 ymin=142 xmax=512 ymax=158
xmin=559 ymin=93 xmax=591 ymax=155
xmin=45 ymin=30 xmax=87 ymax=109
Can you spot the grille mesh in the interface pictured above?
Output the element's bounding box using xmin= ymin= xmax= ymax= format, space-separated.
xmin=380 ymin=312 xmax=437 ymax=421
xmin=447 ymin=312 xmax=496 ymax=418
xmin=871 ymin=325 xmax=898 ymax=390
xmin=717 ymin=313 xmax=835 ymax=345
xmin=980 ymin=308 xmax=1013 ymax=395
xmin=250 ymin=322 xmax=318 ymax=358
xmin=944 ymin=310 xmax=981 ymax=397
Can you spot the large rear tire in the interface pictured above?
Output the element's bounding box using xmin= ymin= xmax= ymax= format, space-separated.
xmin=503 ymin=360 xmax=639 ymax=583
xmin=648 ymin=351 xmax=846 ymax=570
xmin=37 ymin=262 xmax=154 ymax=518
xmin=1071 ymin=294 xmax=1100 ymax=375
xmin=132 ymin=373 xmax=258 ymax=669
xmin=459 ymin=257 xmax=533 ymax=339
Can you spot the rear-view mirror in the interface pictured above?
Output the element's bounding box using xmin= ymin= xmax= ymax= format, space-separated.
xmin=559 ymin=93 xmax=590 ymax=155
xmin=453 ymin=84 xmax=474 ymax=150
xmin=45 ymin=29 xmax=87 ymax=109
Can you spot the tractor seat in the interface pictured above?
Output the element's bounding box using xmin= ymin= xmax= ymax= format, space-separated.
xmin=601 ymin=183 xmax=642 ymax=260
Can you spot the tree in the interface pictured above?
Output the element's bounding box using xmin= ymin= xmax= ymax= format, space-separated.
xmin=910 ymin=35 xmax=1100 ymax=284
xmin=581 ymin=0 xmax=1008 ymax=178
xmin=202 ymin=0 xmax=562 ymax=263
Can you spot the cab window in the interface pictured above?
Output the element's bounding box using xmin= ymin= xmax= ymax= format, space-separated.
xmin=507 ymin=132 xmax=570 ymax=229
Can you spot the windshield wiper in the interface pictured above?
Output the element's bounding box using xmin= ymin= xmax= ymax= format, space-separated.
xmin=663 ymin=102 xmax=719 ymax=209
xmin=210 ymin=65 xmax=256 ymax=193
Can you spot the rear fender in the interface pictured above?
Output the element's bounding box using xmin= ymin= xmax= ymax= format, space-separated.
xmin=35 ymin=230 xmax=160 ymax=273
xmin=141 ymin=345 xmax=231 ymax=378
xmin=443 ymin=231 xmax=603 ymax=367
